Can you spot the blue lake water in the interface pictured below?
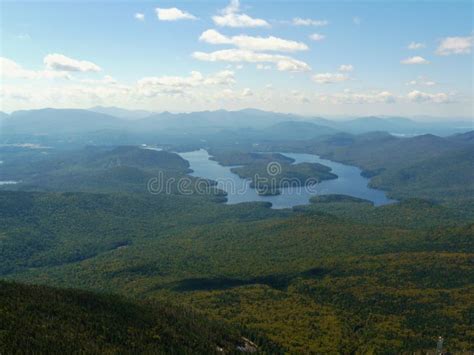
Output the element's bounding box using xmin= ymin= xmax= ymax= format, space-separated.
xmin=179 ymin=149 xmax=396 ymax=209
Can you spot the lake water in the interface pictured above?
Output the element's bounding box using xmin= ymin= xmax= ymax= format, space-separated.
xmin=179 ymin=149 xmax=396 ymax=209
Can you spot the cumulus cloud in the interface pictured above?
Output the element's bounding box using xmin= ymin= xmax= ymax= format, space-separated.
xmin=137 ymin=70 xmax=235 ymax=97
xmin=0 ymin=86 xmax=32 ymax=101
xmin=400 ymin=56 xmax=430 ymax=65
xmin=241 ymin=88 xmax=253 ymax=96
xmin=192 ymin=49 xmax=311 ymax=72
xmin=309 ymin=33 xmax=325 ymax=41
xmin=436 ymin=35 xmax=473 ymax=55
xmin=199 ymin=29 xmax=308 ymax=52
xmin=1 ymin=57 xmax=71 ymax=79
xmin=155 ymin=7 xmax=197 ymax=21
xmin=81 ymin=75 xmax=118 ymax=85
xmin=1 ymin=67 xmax=241 ymax=111
xmin=134 ymin=13 xmax=145 ymax=21
xmin=312 ymin=72 xmax=349 ymax=84
xmin=408 ymin=41 xmax=425 ymax=50
xmin=338 ymin=64 xmax=354 ymax=72
xmin=213 ymin=0 xmax=269 ymax=28
xmin=44 ymin=53 xmax=101 ymax=72
xmin=291 ymin=90 xmax=310 ymax=103
xmin=293 ymin=18 xmax=328 ymax=26
xmin=406 ymin=76 xmax=436 ymax=87
xmin=316 ymin=90 xmax=395 ymax=104
xmin=406 ymin=90 xmax=451 ymax=103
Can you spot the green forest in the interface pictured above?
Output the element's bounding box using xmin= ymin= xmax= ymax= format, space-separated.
xmin=0 ymin=130 xmax=473 ymax=353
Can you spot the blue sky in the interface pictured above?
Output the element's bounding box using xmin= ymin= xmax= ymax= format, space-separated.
xmin=1 ymin=0 xmax=473 ymax=118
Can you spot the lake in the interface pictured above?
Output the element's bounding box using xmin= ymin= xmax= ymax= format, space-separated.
xmin=0 ymin=181 xmax=18 ymax=185
xmin=178 ymin=149 xmax=396 ymax=209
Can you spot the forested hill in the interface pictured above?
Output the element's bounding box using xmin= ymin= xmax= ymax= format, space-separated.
xmin=260 ymin=130 xmax=474 ymax=202
xmin=0 ymin=280 xmax=279 ymax=353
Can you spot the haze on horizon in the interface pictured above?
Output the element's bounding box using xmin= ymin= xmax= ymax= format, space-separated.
xmin=1 ymin=0 xmax=473 ymax=119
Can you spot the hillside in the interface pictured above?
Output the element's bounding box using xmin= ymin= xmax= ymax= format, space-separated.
xmin=371 ymin=146 xmax=474 ymax=201
xmin=0 ymin=146 xmax=203 ymax=194
xmin=302 ymin=131 xmax=474 ymax=201
xmin=88 ymin=106 xmax=155 ymax=120
xmin=1 ymin=190 xmax=473 ymax=352
xmin=263 ymin=121 xmax=339 ymax=140
xmin=1 ymin=108 xmax=128 ymax=134
xmin=319 ymin=116 xmax=472 ymax=136
xmin=0 ymin=280 xmax=276 ymax=353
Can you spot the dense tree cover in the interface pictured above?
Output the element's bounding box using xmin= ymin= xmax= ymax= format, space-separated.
xmin=310 ymin=194 xmax=371 ymax=204
xmin=298 ymin=197 xmax=474 ymax=229
xmin=207 ymin=150 xmax=337 ymax=195
xmin=208 ymin=151 xmax=294 ymax=166
xmin=241 ymin=130 xmax=473 ymax=202
xmin=1 ymin=134 xmax=473 ymax=353
xmin=263 ymin=131 xmax=474 ymax=202
xmin=1 ymin=189 xmax=473 ymax=352
xmin=0 ymin=146 xmax=225 ymax=196
xmin=0 ymin=280 xmax=282 ymax=353
xmin=231 ymin=162 xmax=337 ymax=196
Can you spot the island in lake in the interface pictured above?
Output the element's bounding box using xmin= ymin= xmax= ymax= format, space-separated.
xmin=208 ymin=151 xmax=338 ymax=196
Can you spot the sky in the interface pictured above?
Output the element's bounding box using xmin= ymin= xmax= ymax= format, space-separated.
xmin=1 ymin=0 xmax=473 ymax=118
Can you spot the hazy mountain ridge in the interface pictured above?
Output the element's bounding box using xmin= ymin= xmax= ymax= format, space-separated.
xmin=2 ymin=109 xmax=128 ymax=135
xmin=88 ymin=106 xmax=156 ymax=120
xmin=2 ymin=108 xmax=471 ymax=138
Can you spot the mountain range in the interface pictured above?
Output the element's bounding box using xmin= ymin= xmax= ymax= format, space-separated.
xmin=0 ymin=108 xmax=471 ymax=138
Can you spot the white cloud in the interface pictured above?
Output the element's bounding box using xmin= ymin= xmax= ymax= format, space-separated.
xmin=338 ymin=64 xmax=354 ymax=72
xmin=376 ymin=91 xmax=395 ymax=103
xmin=1 ymin=68 xmax=242 ymax=111
xmin=137 ymin=70 xmax=235 ymax=96
xmin=436 ymin=35 xmax=473 ymax=55
xmin=291 ymin=90 xmax=310 ymax=103
xmin=44 ymin=53 xmax=101 ymax=72
xmin=293 ymin=18 xmax=328 ymax=26
xmin=312 ymin=73 xmax=349 ymax=84
xmin=407 ymin=90 xmax=451 ymax=103
xmin=316 ymin=90 xmax=395 ymax=104
xmin=406 ymin=76 xmax=436 ymax=87
xmin=256 ymin=64 xmax=271 ymax=70
xmin=134 ymin=13 xmax=145 ymax=21
xmin=400 ymin=56 xmax=430 ymax=65
xmin=0 ymin=86 xmax=32 ymax=101
xmin=193 ymin=49 xmax=311 ymax=72
xmin=155 ymin=7 xmax=197 ymax=21
xmin=203 ymin=70 xmax=236 ymax=85
xmin=213 ymin=0 xmax=269 ymax=28
xmin=81 ymin=75 xmax=118 ymax=85
xmin=199 ymin=29 xmax=229 ymax=44
xmin=408 ymin=41 xmax=425 ymax=50
xmin=242 ymin=88 xmax=253 ymax=96
xmin=213 ymin=13 xmax=269 ymax=28
xmin=199 ymin=29 xmax=308 ymax=52
xmin=1 ymin=57 xmax=71 ymax=79
xmin=309 ymin=33 xmax=325 ymax=41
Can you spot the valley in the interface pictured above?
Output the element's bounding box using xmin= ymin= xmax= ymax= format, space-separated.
xmin=0 ymin=109 xmax=473 ymax=352
xmin=1 ymin=1 xmax=472 ymax=352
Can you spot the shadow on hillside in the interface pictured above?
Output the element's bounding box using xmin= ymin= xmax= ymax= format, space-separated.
xmin=169 ymin=267 xmax=331 ymax=292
